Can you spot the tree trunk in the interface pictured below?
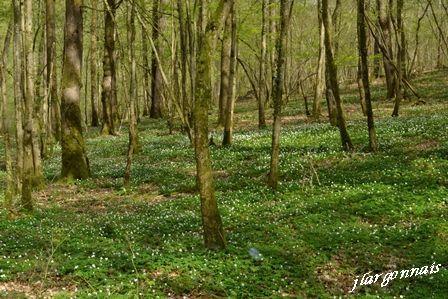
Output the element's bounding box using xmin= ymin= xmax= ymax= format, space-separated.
xmin=313 ymin=0 xmax=325 ymax=119
xmin=124 ymin=3 xmax=139 ymax=187
xmin=194 ymin=0 xmax=228 ymax=250
xmin=101 ymin=0 xmax=117 ymax=135
xmin=150 ymin=0 xmax=165 ymax=119
xmin=1 ymin=21 xmax=14 ymax=208
xmin=376 ymin=0 xmax=395 ymax=99
xmin=46 ymin=0 xmax=61 ymax=142
xmin=90 ymin=0 xmax=99 ymax=127
xmin=177 ymin=0 xmax=193 ymax=140
xmin=358 ymin=0 xmax=378 ymax=152
xmin=392 ymin=0 xmax=404 ymax=117
xmin=322 ymin=0 xmax=353 ymax=152
xmin=258 ymin=0 xmax=268 ymax=128
xmin=141 ymin=23 xmax=151 ymax=117
xmin=267 ymin=0 xmax=291 ymax=189
xmin=357 ymin=57 xmax=367 ymax=116
xmin=222 ymin=3 xmax=237 ymax=146
xmin=61 ymin=0 xmax=90 ymax=180
xmin=218 ymin=10 xmax=231 ymax=127
xmin=12 ymin=0 xmax=23 ymax=194
xmin=22 ymin=0 xmax=44 ymax=211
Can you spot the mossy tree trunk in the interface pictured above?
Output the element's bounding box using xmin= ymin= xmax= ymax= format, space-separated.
xmin=61 ymin=0 xmax=90 ymax=180
xmin=322 ymin=0 xmax=353 ymax=152
xmin=267 ymin=0 xmax=291 ymax=189
xmin=194 ymin=0 xmax=230 ymax=250
xmin=357 ymin=0 xmax=378 ymax=152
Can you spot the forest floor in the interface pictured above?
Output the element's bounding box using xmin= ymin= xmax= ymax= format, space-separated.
xmin=1 ymin=69 xmax=448 ymax=298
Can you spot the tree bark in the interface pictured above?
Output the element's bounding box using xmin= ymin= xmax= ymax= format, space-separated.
xmin=222 ymin=3 xmax=237 ymax=146
xmin=22 ymin=0 xmax=44 ymax=210
xmin=12 ymin=0 xmax=23 ymax=194
xmin=141 ymin=23 xmax=151 ymax=117
xmin=1 ymin=21 xmax=14 ymax=208
xmin=322 ymin=0 xmax=353 ymax=152
xmin=194 ymin=0 xmax=229 ymax=250
xmin=124 ymin=2 xmax=139 ymax=187
xmin=150 ymin=0 xmax=166 ymax=119
xmin=392 ymin=0 xmax=404 ymax=117
xmin=101 ymin=0 xmax=117 ymax=135
xmin=218 ymin=10 xmax=231 ymax=127
xmin=46 ymin=0 xmax=61 ymax=142
xmin=258 ymin=0 xmax=268 ymax=128
xmin=61 ymin=0 xmax=90 ymax=180
xmin=90 ymin=0 xmax=100 ymax=127
xmin=313 ymin=0 xmax=325 ymax=119
xmin=376 ymin=0 xmax=395 ymax=99
xmin=358 ymin=0 xmax=378 ymax=152
xmin=267 ymin=0 xmax=291 ymax=189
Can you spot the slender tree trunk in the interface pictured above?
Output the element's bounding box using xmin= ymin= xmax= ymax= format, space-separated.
xmin=218 ymin=11 xmax=231 ymax=127
xmin=358 ymin=0 xmax=378 ymax=151
xmin=90 ymin=0 xmax=99 ymax=127
xmin=101 ymin=0 xmax=117 ymax=135
xmin=376 ymin=0 xmax=395 ymax=99
xmin=373 ymin=38 xmax=381 ymax=78
xmin=46 ymin=0 xmax=61 ymax=142
xmin=267 ymin=0 xmax=291 ymax=189
xmin=177 ymin=0 xmax=193 ymax=140
xmin=150 ymin=0 xmax=165 ymax=119
xmin=313 ymin=0 xmax=325 ymax=119
xmin=22 ymin=0 xmax=44 ymax=211
xmin=124 ymin=3 xmax=139 ymax=187
xmin=12 ymin=0 xmax=23 ymax=194
xmin=194 ymin=0 xmax=229 ymax=250
xmin=141 ymin=23 xmax=151 ymax=117
xmin=223 ymin=3 xmax=237 ymax=146
xmin=392 ymin=0 xmax=404 ymax=117
xmin=1 ymin=22 xmax=14 ymax=208
xmin=322 ymin=0 xmax=353 ymax=152
xmin=61 ymin=0 xmax=90 ymax=180
xmin=357 ymin=57 xmax=367 ymax=116
xmin=258 ymin=0 xmax=268 ymax=128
